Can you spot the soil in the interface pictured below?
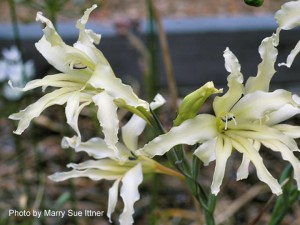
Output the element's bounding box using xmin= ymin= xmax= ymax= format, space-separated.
xmin=0 ymin=0 xmax=289 ymax=24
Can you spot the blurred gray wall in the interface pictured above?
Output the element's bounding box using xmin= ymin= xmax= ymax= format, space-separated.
xmin=1 ymin=15 xmax=300 ymax=94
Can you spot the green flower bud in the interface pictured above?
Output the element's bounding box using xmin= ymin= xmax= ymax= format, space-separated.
xmin=174 ymin=82 xmax=222 ymax=126
xmin=244 ymin=0 xmax=264 ymax=7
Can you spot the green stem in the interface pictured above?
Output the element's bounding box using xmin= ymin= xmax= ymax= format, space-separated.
xmin=8 ymin=0 xmax=24 ymax=61
xmin=145 ymin=0 xmax=159 ymax=100
xmin=269 ymin=165 xmax=300 ymax=225
xmin=150 ymin=174 xmax=159 ymax=225
xmin=15 ymin=138 xmax=31 ymax=205
xmin=33 ymin=143 xmax=46 ymax=225
xmin=149 ymin=0 xmax=178 ymax=111
xmin=150 ymin=111 xmax=215 ymax=225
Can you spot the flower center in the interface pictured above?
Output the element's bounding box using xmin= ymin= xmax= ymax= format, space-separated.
xmin=217 ymin=112 xmax=237 ymax=132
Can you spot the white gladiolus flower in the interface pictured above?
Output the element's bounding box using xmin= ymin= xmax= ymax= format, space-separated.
xmin=137 ymin=2 xmax=300 ymax=195
xmin=49 ymin=137 xmax=147 ymax=225
xmin=49 ymin=95 xmax=180 ymax=225
xmin=9 ymin=5 xmax=149 ymax=149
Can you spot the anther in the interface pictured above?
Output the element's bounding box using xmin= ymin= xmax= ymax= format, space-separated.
xmin=69 ymin=62 xmax=87 ymax=70
xmin=221 ymin=114 xmax=236 ymax=130
xmin=128 ymin=151 xmax=138 ymax=160
xmin=128 ymin=156 xmax=137 ymax=161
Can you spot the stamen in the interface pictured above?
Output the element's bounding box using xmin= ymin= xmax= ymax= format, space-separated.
xmin=72 ymin=63 xmax=87 ymax=70
xmin=221 ymin=113 xmax=237 ymax=130
xmin=224 ymin=115 xmax=228 ymax=130
xmin=232 ymin=116 xmax=237 ymax=125
xmin=221 ymin=116 xmax=227 ymax=122
xmin=68 ymin=61 xmax=87 ymax=70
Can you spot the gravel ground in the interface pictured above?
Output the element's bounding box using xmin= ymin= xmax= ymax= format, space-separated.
xmin=0 ymin=0 xmax=289 ymax=24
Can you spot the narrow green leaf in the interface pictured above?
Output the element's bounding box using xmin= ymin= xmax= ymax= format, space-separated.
xmin=269 ymin=165 xmax=300 ymax=225
xmin=53 ymin=192 xmax=71 ymax=209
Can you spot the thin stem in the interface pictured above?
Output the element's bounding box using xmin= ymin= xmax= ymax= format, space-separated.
xmin=145 ymin=0 xmax=159 ymax=100
xmin=8 ymin=0 xmax=24 ymax=61
xmin=149 ymin=0 xmax=178 ymax=111
xmin=150 ymin=174 xmax=159 ymax=225
xmin=268 ymin=165 xmax=300 ymax=225
xmin=149 ymin=110 xmax=215 ymax=225
xmin=15 ymin=137 xmax=31 ymax=207
xmin=32 ymin=142 xmax=46 ymax=224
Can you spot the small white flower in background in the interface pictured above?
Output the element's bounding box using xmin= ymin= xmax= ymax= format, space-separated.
xmin=138 ymin=1 xmax=300 ymax=196
xmin=49 ymin=95 xmax=181 ymax=225
xmin=0 ymin=46 xmax=35 ymax=100
xmin=9 ymin=5 xmax=150 ymax=152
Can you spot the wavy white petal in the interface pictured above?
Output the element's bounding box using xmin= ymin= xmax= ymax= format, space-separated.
xmin=63 ymin=137 xmax=117 ymax=159
xmin=119 ymin=163 xmax=143 ymax=225
xmin=66 ymin=92 xmax=92 ymax=145
xmin=35 ymin=16 xmax=94 ymax=74
xmin=107 ymin=179 xmax=121 ymax=223
xmin=213 ymin=48 xmax=244 ymax=116
xmin=9 ymin=87 xmax=77 ymax=134
xmin=48 ymin=168 xmax=119 ymax=182
xmin=18 ymin=73 xmax=88 ymax=92
xmin=138 ymin=114 xmax=217 ymax=158
xmin=230 ymin=136 xmax=282 ymax=195
xmin=275 ymin=0 xmax=300 ymax=30
xmin=231 ymin=90 xmax=293 ymax=123
xmin=237 ymin=154 xmax=251 ymax=180
xmin=261 ymin=140 xmax=300 ymax=190
xmin=211 ymin=135 xmax=232 ymax=195
xmin=194 ymin=138 xmax=217 ymax=166
xmin=278 ymin=40 xmax=300 ymax=68
xmin=93 ymin=92 xmax=119 ymax=150
xmin=245 ymin=36 xmax=277 ymax=92
xmin=122 ymin=94 xmax=165 ymax=151
xmin=272 ymin=124 xmax=300 ymax=139
xmin=89 ymin=64 xmax=149 ymax=109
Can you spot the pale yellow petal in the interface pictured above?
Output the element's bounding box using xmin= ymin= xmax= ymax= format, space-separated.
xmin=230 ymin=136 xmax=282 ymax=195
xmin=261 ymin=139 xmax=300 ymax=190
xmin=231 ymin=89 xmax=294 ymax=123
xmin=65 ymin=92 xmax=92 ymax=145
xmin=107 ymin=179 xmax=121 ymax=223
xmin=245 ymin=36 xmax=277 ymax=92
xmin=89 ymin=64 xmax=149 ymax=109
xmin=211 ymin=135 xmax=232 ymax=195
xmin=275 ymin=0 xmax=300 ymax=30
xmin=93 ymin=92 xmax=119 ymax=150
xmin=193 ymin=138 xmax=217 ymax=166
xmin=9 ymin=87 xmax=77 ymax=134
xmin=122 ymin=94 xmax=165 ymax=151
xmin=119 ymin=163 xmax=143 ymax=225
xmin=138 ymin=114 xmax=217 ymax=158
xmin=213 ymin=48 xmax=244 ymax=117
